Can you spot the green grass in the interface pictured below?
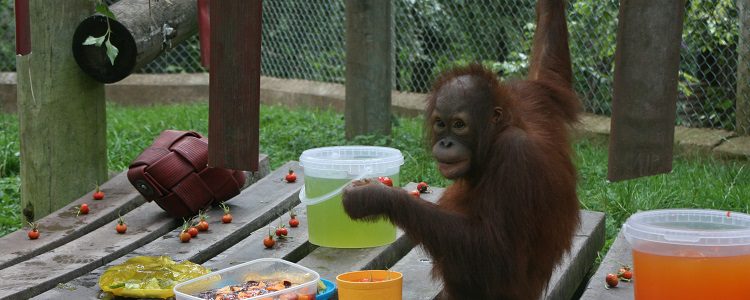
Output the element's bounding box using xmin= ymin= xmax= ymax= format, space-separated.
xmin=1 ymin=102 xmax=749 ymax=255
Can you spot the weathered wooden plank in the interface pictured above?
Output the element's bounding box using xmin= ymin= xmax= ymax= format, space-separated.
xmin=580 ymin=231 xmax=634 ymax=300
xmin=0 ymin=172 xmax=145 ymax=271
xmin=208 ymin=0 xmax=262 ymax=171
xmin=202 ymin=203 xmax=316 ymax=272
xmin=34 ymin=162 xmax=302 ymax=299
xmin=31 ymin=283 xmax=100 ymax=300
xmin=607 ymin=0 xmax=685 ymax=181
xmin=391 ymin=210 xmax=606 ymax=300
xmin=0 ymin=154 xmax=269 ymax=272
xmin=344 ymin=0 xmax=394 ymax=139
xmin=296 ymin=183 xmax=442 ymax=281
xmin=0 ymin=201 xmax=179 ymax=299
xmin=390 ymin=246 xmax=442 ymax=300
xmin=543 ymin=210 xmax=605 ymax=300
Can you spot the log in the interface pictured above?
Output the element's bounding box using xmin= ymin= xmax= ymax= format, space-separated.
xmin=72 ymin=0 xmax=198 ymax=83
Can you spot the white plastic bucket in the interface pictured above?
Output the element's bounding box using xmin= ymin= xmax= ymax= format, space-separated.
xmin=299 ymin=146 xmax=404 ymax=248
xmin=622 ymin=209 xmax=750 ymax=299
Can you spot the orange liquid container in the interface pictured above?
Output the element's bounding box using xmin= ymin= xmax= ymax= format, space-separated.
xmin=623 ymin=209 xmax=750 ymax=300
xmin=632 ymin=249 xmax=750 ymax=299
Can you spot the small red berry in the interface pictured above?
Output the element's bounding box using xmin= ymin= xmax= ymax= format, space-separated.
xmin=618 ymin=266 xmax=633 ymax=280
xmin=288 ymin=210 xmax=299 ymax=228
xmin=116 ymin=217 xmax=127 ymax=234
xmin=180 ymin=231 xmax=192 ymax=243
xmin=92 ymin=184 xmax=105 ymax=200
xmin=276 ymin=225 xmax=288 ymax=237
xmin=416 ymin=181 xmax=429 ymax=193
xmin=285 ymin=170 xmax=297 ymax=183
xmin=27 ymin=222 xmax=40 ymax=240
xmin=220 ymin=203 xmax=232 ymax=224
xmin=78 ymin=203 xmax=89 ymax=215
xmin=188 ymin=227 xmax=199 ymax=237
xmin=378 ymin=176 xmax=393 ymax=187
xmin=605 ymin=273 xmax=619 ymax=288
xmin=263 ymin=227 xmax=275 ymax=248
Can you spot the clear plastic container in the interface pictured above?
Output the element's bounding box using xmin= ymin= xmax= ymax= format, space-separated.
xmin=173 ymin=258 xmax=320 ymax=300
xmin=622 ymin=209 xmax=750 ymax=300
xmin=299 ymin=146 xmax=404 ymax=248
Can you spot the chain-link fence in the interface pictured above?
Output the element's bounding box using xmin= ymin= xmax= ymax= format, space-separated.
xmin=0 ymin=0 xmax=744 ymax=132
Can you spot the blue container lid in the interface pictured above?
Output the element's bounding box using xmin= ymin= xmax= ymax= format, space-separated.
xmin=316 ymin=278 xmax=337 ymax=300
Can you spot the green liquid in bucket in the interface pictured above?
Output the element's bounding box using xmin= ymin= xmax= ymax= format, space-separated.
xmin=305 ymin=175 xmax=398 ymax=248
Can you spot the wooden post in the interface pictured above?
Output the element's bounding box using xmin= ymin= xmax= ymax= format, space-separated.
xmin=737 ymin=0 xmax=750 ymax=135
xmin=608 ymin=0 xmax=685 ymax=182
xmin=17 ymin=1 xmax=107 ymax=222
xmin=208 ymin=1 xmax=262 ymax=172
xmin=345 ymin=0 xmax=393 ymax=139
xmin=71 ymin=0 xmax=198 ymax=83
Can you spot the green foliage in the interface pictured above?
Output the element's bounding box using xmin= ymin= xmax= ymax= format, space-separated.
xmin=0 ymin=114 xmax=19 ymax=178
xmin=81 ymin=2 xmax=118 ymax=65
xmin=0 ymin=0 xmax=15 ymax=71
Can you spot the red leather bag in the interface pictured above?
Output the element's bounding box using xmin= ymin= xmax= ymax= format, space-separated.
xmin=127 ymin=130 xmax=245 ymax=217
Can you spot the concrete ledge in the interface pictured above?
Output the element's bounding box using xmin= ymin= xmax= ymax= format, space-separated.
xmin=714 ymin=135 xmax=750 ymax=159
xmin=2 ymin=72 xmax=748 ymax=159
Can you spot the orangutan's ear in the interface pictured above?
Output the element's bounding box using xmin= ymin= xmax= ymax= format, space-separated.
xmin=492 ymin=107 xmax=504 ymax=124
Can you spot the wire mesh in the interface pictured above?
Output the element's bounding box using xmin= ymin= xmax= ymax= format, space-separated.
xmin=0 ymin=0 xmax=744 ymax=132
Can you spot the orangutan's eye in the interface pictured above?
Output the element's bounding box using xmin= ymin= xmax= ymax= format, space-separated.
xmin=435 ymin=119 xmax=446 ymax=129
xmin=453 ymin=120 xmax=466 ymax=129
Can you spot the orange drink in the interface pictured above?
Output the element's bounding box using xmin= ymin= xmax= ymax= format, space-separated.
xmin=623 ymin=209 xmax=750 ymax=300
xmin=632 ymin=249 xmax=750 ymax=299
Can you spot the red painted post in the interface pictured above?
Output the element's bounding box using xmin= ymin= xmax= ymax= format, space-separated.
xmin=198 ymin=0 xmax=210 ymax=69
xmin=208 ymin=0 xmax=262 ymax=171
xmin=15 ymin=0 xmax=31 ymax=55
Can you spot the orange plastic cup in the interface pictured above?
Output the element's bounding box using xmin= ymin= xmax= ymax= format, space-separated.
xmin=336 ymin=270 xmax=403 ymax=300
xmin=623 ymin=209 xmax=750 ymax=300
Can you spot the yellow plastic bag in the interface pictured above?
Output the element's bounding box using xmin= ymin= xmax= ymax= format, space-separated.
xmin=99 ymin=256 xmax=211 ymax=299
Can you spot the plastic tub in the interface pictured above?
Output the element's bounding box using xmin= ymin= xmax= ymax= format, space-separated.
xmin=316 ymin=278 xmax=336 ymax=300
xmin=173 ymin=258 xmax=320 ymax=300
xmin=336 ymin=270 xmax=403 ymax=300
xmin=622 ymin=209 xmax=750 ymax=300
xmin=299 ymin=146 xmax=404 ymax=248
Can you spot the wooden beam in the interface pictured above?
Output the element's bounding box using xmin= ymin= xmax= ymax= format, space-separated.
xmin=345 ymin=0 xmax=394 ymax=139
xmin=208 ymin=0 xmax=262 ymax=171
xmin=71 ymin=0 xmax=198 ymax=83
xmin=17 ymin=1 xmax=107 ymax=222
xmin=607 ymin=0 xmax=685 ymax=182
xmin=737 ymin=0 xmax=750 ymax=135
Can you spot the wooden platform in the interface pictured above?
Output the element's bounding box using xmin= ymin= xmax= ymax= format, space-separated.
xmin=0 ymin=159 xmax=605 ymax=300
xmin=580 ymin=231 xmax=635 ymax=299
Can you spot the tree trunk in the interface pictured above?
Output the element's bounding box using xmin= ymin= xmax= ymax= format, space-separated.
xmin=17 ymin=0 xmax=107 ymax=222
xmin=607 ymin=0 xmax=685 ymax=182
xmin=345 ymin=0 xmax=394 ymax=139
xmin=72 ymin=0 xmax=198 ymax=83
xmin=737 ymin=0 xmax=750 ymax=135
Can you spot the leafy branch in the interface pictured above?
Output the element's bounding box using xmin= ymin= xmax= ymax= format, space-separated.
xmin=82 ymin=2 xmax=119 ymax=65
